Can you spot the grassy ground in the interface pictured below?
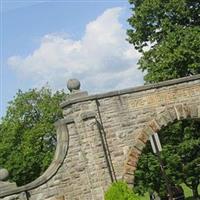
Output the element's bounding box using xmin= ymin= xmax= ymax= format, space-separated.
xmin=138 ymin=184 xmax=200 ymax=200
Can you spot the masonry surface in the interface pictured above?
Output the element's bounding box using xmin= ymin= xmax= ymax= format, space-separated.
xmin=1 ymin=75 xmax=200 ymax=200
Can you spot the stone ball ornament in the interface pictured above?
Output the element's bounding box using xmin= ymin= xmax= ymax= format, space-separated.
xmin=0 ymin=168 xmax=9 ymax=181
xmin=67 ymin=78 xmax=81 ymax=92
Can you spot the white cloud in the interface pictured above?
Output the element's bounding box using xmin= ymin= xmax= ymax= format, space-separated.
xmin=8 ymin=7 xmax=143 ymax=93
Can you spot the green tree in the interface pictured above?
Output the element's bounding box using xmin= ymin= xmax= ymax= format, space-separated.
xmin=134 ymin=119 xmax=200 ymax=199
xmin=0 ymin=88 xmax=66 ymax=186
xmin=105 ymin=181 xmax=140 ymax=200
xmin=160 ymin=120 xmax=200 ymax=199
xmin=177 ymin=120 xmax=200 ymax=198
xmin=127 ymin=0 xmax=200 ymax=83
xmin=127 ymin=0 xmax=200 ymax=198
xmin=133 ymin=145 xmax=170 ymax=199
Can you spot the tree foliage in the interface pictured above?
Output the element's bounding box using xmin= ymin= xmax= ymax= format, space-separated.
xmin=105 ymin=181 xmax=140 ymax=200
xmin=134 ymin=119 xmax=200 ymax=198
xmin=127 ymin=0 xmax=200 ymax=83
xmin=127 ymin=0 xmax=200 ymax=198
xmin=0 ymin=88 xmax=66 ymax=186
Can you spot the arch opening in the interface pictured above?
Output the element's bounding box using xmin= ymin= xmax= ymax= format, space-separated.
xmin=123 ymin=104 xmax=200 ymax=199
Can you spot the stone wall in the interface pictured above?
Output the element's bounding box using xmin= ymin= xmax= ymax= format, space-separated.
xmin=1 ymin=75 xmax=200 ymax=200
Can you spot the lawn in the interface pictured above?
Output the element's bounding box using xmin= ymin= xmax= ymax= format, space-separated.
xmin=137 ymin=184 xmax=200 ymax=200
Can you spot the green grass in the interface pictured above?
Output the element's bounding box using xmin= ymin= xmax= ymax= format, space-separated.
xmin=137 ymin=184 xmax=200 ymax=200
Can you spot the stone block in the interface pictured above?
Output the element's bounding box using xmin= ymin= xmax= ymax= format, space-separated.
xmin=148 ymin=119 xmax=161 ymax=132
xmin=197 ymin=105 xmax=200 ymax=118
xmin=182 ymin=104 xmax=191 ymax=118
xmin=126 ymin=155 xmax=138 ymax=167
xmin=123 ymin=174 xmax=134 ymax=184
xmin=133 ymin=139 xmax=145 ymax=151
xmin=124 ymin=164 xmax=136 ymax=175
xmin=189 ymin=104 xmax=198 ymax=118
xmin=167 ymin=106 xmax=177 ymax=121
xmin=156 ymin=114 xmax=169 ymax=127
xmin=138 ymin=130 xmax=149 ymax=144
xmin=174 ymin=104 xmax=185 ymax=120
xmin=143 ymin=126 xmax=154 ymax=136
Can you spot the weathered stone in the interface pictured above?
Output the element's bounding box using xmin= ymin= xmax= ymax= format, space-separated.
xmin=1 ymin=75 xmax=200 ymax=200
xmin=189 ymin=104 xmax=198 ymax=118
xmin=134 ymin=139 xmax=146 ymax=151
xmin=148 ymin=119 xmax=160 ymax=132
xmin=198 ymin=105 xmax=200 ymax=118
xmin=0 ymin=182 xmax=17 ymax=192
xmin=156 ymin=114 xmax=169 ymax=127
xmin=67 ymin=79 xmax=80 ymax=92
xmin=138 ymin=131 xmax=149 ymax=144
xmin=126 ymin=156 xmax=138 ymax=167
xmin=123 ymin=174 xmax=134 ymax=184
xmin=143 ymin=126 xmax=155 ymax=136
xmin=124 ymin=164 xmax=136 ymax=175
xmin=167 ymin=106 xmax=177 ymax=121
xmin=174 ymin=104 xmax=185 ymax=120
xmin=0 ymin=168 xmax=9 ymax=181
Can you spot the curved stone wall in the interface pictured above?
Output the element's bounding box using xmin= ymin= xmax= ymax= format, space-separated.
xmin=0 ymin=122 xmax=69 ymax=198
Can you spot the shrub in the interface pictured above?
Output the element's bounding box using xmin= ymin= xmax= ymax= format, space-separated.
xmin=105 ymin=181 xmax=140 ymax=200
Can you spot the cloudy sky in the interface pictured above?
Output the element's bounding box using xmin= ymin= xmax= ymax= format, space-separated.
xmin=0 ymin=0 xmax=143 ymax=118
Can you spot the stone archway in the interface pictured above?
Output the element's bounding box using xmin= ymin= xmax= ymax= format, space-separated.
xmin=123 ymin=103 xmax=200 ymax=184
xmin=1 ymin=75 xmax=200 ymax=200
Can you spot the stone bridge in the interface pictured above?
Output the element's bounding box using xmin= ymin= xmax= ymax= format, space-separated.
xmin=1 ymin=75 xmax=200 ymax=200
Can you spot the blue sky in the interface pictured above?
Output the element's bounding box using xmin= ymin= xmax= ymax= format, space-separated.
xmin=0 ymin=0 xmax=143 ymax=118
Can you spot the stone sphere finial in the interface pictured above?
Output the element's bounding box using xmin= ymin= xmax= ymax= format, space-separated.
xmin=67 ymin=79 xmax=81 ymax=93
xmin=0 ymin=168 xmax=9 ymax=181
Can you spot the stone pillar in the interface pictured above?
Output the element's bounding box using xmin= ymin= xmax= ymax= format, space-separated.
xmin=58 ymin=79 xmax=112 ymax=199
